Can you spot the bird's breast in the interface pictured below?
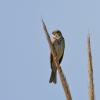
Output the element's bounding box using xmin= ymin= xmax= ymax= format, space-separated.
xmin=53 ymin=39 xmax=64 ymax=60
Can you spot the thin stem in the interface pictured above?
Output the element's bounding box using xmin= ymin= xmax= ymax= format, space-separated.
xmin=87 ymin=34 xmax=95 ymax=100
xmin=42 ymin=19 xmax=72 ymax=100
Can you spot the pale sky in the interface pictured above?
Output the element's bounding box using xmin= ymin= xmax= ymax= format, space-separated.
xmin=0 ymin=0 xmax=100 ymax=100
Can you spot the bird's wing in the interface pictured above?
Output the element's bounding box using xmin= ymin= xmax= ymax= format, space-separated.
xmin=50 ymin=53 xmax=53 ymax=69
xmin=59 ymin=51 xmax=64 ymax=64
xmin=59 ymin=38 xmax=65 ymax=64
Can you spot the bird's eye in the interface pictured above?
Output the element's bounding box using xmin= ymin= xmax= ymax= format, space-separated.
xmin=57 ymin=31 xmax=61 ymax=35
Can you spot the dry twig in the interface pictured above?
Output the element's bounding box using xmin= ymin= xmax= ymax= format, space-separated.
xmin=87 ymin=34 xmax=95 ymax=100
xmin=42 ymin=20 xmax=72 ymax=100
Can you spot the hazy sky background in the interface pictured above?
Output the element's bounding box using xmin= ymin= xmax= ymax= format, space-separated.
xmin=0 ymin=0 xmax=100 ymax=100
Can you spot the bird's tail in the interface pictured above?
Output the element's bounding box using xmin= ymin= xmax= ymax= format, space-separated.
xmin=49 ymin=70 xmax=57 ymax=84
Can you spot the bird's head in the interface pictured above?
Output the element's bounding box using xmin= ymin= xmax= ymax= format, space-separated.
xmin=52 ymin=30 xmax=62 ymax=39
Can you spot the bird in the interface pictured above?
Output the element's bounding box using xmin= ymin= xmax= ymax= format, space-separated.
xmin=49 ymin=30 xmax=65 ymax=84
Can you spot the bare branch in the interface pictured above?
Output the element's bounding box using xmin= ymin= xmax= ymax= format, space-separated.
xmin=42 ymin=19 xmax=72 ymax=100
xmin=87 ymin=34 xmax=95 ymax=100
xmin=42 ymin=19 xmax=56 ymax=56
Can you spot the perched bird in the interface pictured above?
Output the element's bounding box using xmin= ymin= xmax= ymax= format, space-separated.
xmin=49 ymin=30 xmax=65 ymax=84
